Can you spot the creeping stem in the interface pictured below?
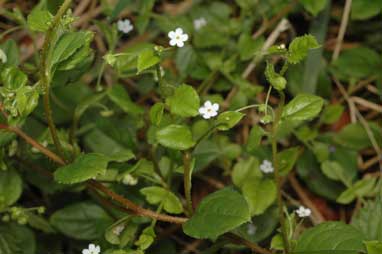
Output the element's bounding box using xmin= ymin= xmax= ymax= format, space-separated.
xmin=183 ymin=151 xmax=193 ymax=215
xmin=271 ymin=91 xmax=290 ymax=254
xmin=40 ymin=0 xmax=73 ymax=161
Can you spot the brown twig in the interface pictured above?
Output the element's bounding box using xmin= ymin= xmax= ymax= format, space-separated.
xmin=332 ymin=0 xmax=352 ymax=61
xmin=0 ymin=124 xmax=65 ymax=165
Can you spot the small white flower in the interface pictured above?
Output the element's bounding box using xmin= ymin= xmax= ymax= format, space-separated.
xmin=0 ymin=49 xmax=7 ymax=63
xmin=117 ymin=19 xmax=134 ymax=34
xmin=296 ymin=206 xmax=311 ymax=218
xmin=113 ymin=224 xmax=125 ymax=236
xmin=277 ymin=44 xmax=286 ymax=50
xmin=199 ymin=100 xmax=219 ymax=119
xmin=193 ymin=17 xmax=207 ymax=30
xmin=247 ymin=224 xmax=256 ymax=235
xmin=260 ymin=159 xmax=274 ymax=174
xmin=122 ymin=173 xmax=138 ymax=186
xmin=82 ymin=243 xmax=101 ymax=254
xmin=168 ymin=28 xmax=188 ymax=48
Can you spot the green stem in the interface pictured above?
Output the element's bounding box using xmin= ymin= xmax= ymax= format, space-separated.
xmin=183 ymin=151 xmax=193 ymax=215
xmin=264 ymin=86 xmax=272 ymax=115
xmin=40 ymin=0 xmax=73 ymax=161
xmin=271 ymin=91 xmax=290 ymax=254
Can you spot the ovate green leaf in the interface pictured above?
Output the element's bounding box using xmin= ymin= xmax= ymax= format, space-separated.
xmin=50 ymin=202 xmax=113 ymax=240
xmin=27 ymin=9 xmax=53 ymax=32
xmin=282 ymin=94 xmax=324 ymax=121
xmin=183 ymin=188 xmax=250 ymax=239
xmin=287 ymin=34 xmax=319 ymax=64
xmin=140 ymin=186 xmax=183 ymax=214
xmin=54 ymin=153 xmax=110 ymax=184
xmin=156 ymin=125 xmax=195 ymax=150
xmin=0 ymin=168 xmax=22 ymax=209
xmin=294 ymin=222 xmax=366 ymax=253
xmin=216 ymin=111 xmax=245 ymax=131
xmin=166 ymin=84 xmax=200 ymax=117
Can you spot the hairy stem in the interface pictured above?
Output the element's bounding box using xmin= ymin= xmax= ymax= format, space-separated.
xmin=271 ymin=91 xmax=290 ymax=253
xmin=40 ymin=0 xmax=73 ymax=162
xmin=183 ymin=151 xmax=193 ymax=215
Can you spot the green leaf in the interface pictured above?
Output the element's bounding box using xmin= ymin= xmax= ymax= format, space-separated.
xmin=175 ymin=45 xmax=197 ymax=77
xmin=231 ymin=157 xmax=261 ymax=188
xmin=352 ymin=198 xmax=382 ymax=241
xmin=287 ymin=34 xmax=319 ymax=64
xmin=135 ymin=227 xmax=155 ymax=250
xmin=140 ymin=186 xmax=183 ymax=214
xmin=149 ymin=103 xmax=165 ymax=126
xmin=242 ymin=178 xmax=277 ymax=216
xmin=365 ymin=241 xmax=382 ymax=254
xmin=282 ymin=94 xmax=324 ymax=121
xmin=156 ymin=125 xmax=195 ymax=150
xmin=183 ymin=188 xmax=250 ymax=239
xmin=237 ymin=34 xmax=264 ymax=61
xmin=277 ymin=147 xmax=300 ymax=176
xmin=0 ymin=168 xmax=22 ymax=209
xmin=300 ymin=0 xmax=328 ymax=16
xmin=294 ymin=221 xmax=366 ymax=253
xmin=297 ymin=150 xmax=344 ymax=201
xmin=51 ymin=31 xmax=93 ymax=71
xmin=330 ymin=47 xmax=381 ymax=81
xmin=320 ymin=104 xmax=344 ymax=124
xmin=246 ymin=125 xmax=266 ymax=152
xmin=54 ymin=153 xmax=110 ymax=184
xmin=216 ymin=111 xmax=245 ymax=131
xmin=337 ymin=178 xmax=377 ymax=204
xmin=105 ymin=216 xmax=138 ymax=247
xmin=15 ymin=86 xmax=39 ymax=117
xmin=137 ymin=48 xmax=160 ymax=73
xmin=334 ymin=122 xmax=382 ymax=150
xmin=166 ymin=84 xmax=200 ymax=117
xmin=50 ymin=202 xmax=113 ymax=240
xmin=108 ymin=84 xmax=144 ymax=116
xmin=351 ymin=0 xmax=382 ymax=20
xmin=0 ymin=224 xmax=36 ymax=254
xmin=83 ymin=128 xmax=135 ymax=162
xmin=321 ymin=160 xmax=352 ymax=186
xmin=270 ymin=233 xmax=284 ymax=250
xmin=0 ymin=66 xmax=27 ymax=90
xmin=27 ymin=9 xmax=53 ymax=32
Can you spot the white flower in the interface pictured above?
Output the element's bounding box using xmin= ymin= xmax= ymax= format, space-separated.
xmin=199 ymin=100 xmax=219 ymax=119
xmin=122 ymin=173 xmax=138 ymax=186
xmin=260 ymin=159 xmax=274 ymax=173
xmin=82 ymin=244 xmax=101 ymax=254
xmin=168 ymin=28 xmax=188 ymax=48
xmin=117 ymin=19 xmax=133 ymax=34
xmin=112 ymin=224 xmax=125 ymax=236
xmin=0 ymin=49 xmax=7 ymax=63
xmin=247 ymin=224 xmax=256 ymax=235
xmin=277 ymin=44 xmax=286 ymax=50
xmin=193 ymin=17 xmax=207 ymax=30
xmin=296 ymin=206 xmax=311 ymax=218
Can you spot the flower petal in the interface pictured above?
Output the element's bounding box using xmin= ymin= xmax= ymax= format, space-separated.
xmin=175 ymin=27 xmax=183 ymax=35
xmin=168 ymin=31 xmax=175 ymax=38
xmin=199 ymin=107 xmax=207 ymax=114
xmin=176 ymin=41 xmax=184 ymax=47
xmin=204 ymin=101 xmax=212 ymax=107
xmin=169 ymin=39 xmax=177 ymax=46
xmin=212 ymin=103 xmax=219 ymax=111
xmin=82 ymin=250 xmax=90 ymax=254
xmin=181 ymin=33 xmax=189 ymax=42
